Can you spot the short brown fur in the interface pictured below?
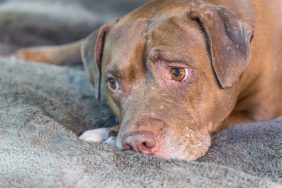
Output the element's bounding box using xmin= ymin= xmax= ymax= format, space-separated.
xmin=13 ymin=0 xmax=282 ymax=160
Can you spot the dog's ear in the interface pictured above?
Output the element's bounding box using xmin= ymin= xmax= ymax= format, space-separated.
xmin=81 ymin=20 xmax=116 ymax=100
xmin=191 ymin=5 xmax=254 ymax=88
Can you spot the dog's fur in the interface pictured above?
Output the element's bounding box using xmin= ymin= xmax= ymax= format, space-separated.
xmin=13 ymin=0 xmax=282 ymax=160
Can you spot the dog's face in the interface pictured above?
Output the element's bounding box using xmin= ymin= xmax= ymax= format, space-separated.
xmin=82 ymin=1 xmax=253 ymax=160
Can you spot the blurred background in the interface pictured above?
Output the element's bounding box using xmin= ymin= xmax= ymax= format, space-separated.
xmin=0 ymin=0 xmax=146 ymax=56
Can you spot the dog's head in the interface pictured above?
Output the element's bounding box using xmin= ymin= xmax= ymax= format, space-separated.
xmin=82 ymin=1 xmax=253 ymax=160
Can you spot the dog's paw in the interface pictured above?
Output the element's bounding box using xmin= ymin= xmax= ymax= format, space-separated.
xmin=104 ymin=136 xmax=116 ymax=146
xmin=79 ymin=128 xmax=111 ymax=142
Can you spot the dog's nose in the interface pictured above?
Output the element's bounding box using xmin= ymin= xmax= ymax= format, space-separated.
xmin=122 ymin=132 xmax=157 ymax=155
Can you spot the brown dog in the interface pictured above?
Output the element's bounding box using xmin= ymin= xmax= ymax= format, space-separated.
xmin=13 ymin=0 xmax=282 ymax=160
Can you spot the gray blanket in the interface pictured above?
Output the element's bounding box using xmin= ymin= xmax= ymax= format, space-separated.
xmin=0 ymin=0 xmax=281 ymax=187
xmin=0 ymin=58 xmax=281 ymax=188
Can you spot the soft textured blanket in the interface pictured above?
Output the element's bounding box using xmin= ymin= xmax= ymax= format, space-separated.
xmin=0 ymin=0 xmax=281 ymax=187
xmin=0 ymin=58 xmax=281 ymax=188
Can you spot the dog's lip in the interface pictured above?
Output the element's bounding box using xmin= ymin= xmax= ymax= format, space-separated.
xmin=149 ymin=148 xmax=190 ymax=160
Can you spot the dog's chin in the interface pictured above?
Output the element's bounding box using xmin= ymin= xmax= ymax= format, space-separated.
xmin=152 ymin=145 xmax=210 ymax=161
xmin=153 ymin=138 xmax=211 ymax=161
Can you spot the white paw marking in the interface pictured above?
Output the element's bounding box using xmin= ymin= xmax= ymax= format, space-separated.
xmin=105 ymin=136 xmax=116 ymax=146
xmin=79 ymin=128 xmax=111 ymax=142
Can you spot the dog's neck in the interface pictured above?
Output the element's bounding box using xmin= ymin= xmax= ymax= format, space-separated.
xmin=233 ymin=4 xmax=282 ymax=123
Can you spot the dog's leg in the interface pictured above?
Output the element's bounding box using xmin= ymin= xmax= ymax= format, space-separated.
xmin=79 ymin=125 xmax=120 ymax=146
xmin=217 ymin=113 xmax=255 ymax=131
xmin=11 ymin=40 xmax=84 ymax=65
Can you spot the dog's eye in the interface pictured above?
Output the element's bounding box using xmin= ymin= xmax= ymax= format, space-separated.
xmin=170 ymin=67 xmax=189 ymax=81
xmin=107 ymin=77 xmax=120 ymax=92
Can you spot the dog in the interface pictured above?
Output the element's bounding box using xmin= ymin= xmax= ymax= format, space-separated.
xmin=13 ymin=0 xmax=282 ymax=160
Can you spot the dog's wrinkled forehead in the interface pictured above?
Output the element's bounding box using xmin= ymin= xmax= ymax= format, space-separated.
xmin=103 ymin=14 xmax=202 ymax=76
xmin=104 ymin=19 xmax=147 ymax=69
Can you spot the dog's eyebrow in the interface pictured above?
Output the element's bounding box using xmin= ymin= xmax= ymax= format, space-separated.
xmin=148 ymin=47 xmax=195 ymax=66
xmin=106 ymin=65 xmax=125 ymax=80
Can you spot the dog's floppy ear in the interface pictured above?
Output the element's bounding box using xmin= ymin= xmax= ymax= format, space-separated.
xmin=81 ymin=21 xmax=116 ymax=100
xmin=191 ymin=5 xmax=254 ymax=88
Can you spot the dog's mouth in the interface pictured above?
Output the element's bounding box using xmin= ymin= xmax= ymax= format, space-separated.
xmin=114 ymin=129 xmax=211 ymax=161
